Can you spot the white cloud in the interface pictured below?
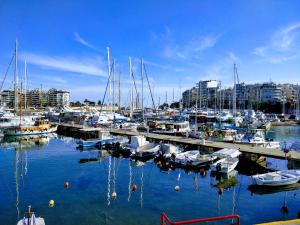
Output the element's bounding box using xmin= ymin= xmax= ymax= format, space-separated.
xmin=154 ymin=27 xmax=219 ymax=60
xmin=162 ymin=34 xmax=219 ymax=60
xmin=20 ymin=52 xmax=107 ymax=77
xmin=73 ymin=32 xmax=100 ymax=51
xmin=271 ymin=22 xmax=300 ymax=51
xmin=253 ymin=21 xmax=300 ymax=63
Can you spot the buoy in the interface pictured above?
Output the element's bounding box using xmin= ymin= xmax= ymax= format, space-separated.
xmin=175 ymin=185 xmax=180 ymax=192
xmin=132 ymin=184 xmax=137 ymax=192
xmin=64 ymin=181 xmax=69 ymax=189
xmin=111 ymin=192 xmax=117 ymax=200
xmin=218 ymin=186 xmax=223 ymax=195
xmin=49 ymin=200 xmax=55 ymax=207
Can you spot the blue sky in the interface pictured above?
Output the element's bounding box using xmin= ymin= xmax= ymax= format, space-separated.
xmin=0 ymin=0 xmax=300 ymax=106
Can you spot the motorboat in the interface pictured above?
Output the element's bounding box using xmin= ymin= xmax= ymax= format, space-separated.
xmin=173 ymin=150 xmax=217 ymax=167
xmin=159 ymin=143 xmax=182 ymax=160
xmin=212 ymin=148 xmax=241 ymax=159
xmin=76 ymin=130 xmax=115 ymax=148
xmin=211 ymin=157 xmax=239 ymax=173
xmin=129 ymin=136 xmax=161 ymax=159
xmin=17 ymin=206 xmax=45 ymax=225
xmin=152 ymin=121 xmax=190 ymax=135
xmin=252 ymin=170 xmax=300 ymax=186
xmin=235 ymin=129 xmax=280 ymax=149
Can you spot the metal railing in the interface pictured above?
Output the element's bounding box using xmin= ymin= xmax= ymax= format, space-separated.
xmin=161 ymin=213 xmax=240 ymax=225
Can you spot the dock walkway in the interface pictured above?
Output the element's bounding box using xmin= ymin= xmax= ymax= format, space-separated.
xmin=110 ymin=129 xmax=300 ymax=161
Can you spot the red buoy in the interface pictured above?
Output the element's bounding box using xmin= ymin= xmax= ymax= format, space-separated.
xmin=64 ymin=181 xmax=69 ymax=189
xmin=132 ymin=184 xmax=137 ymax=192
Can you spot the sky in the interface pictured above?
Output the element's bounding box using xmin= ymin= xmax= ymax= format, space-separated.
xmin=0 ymin=0 xmax=300 ymax=106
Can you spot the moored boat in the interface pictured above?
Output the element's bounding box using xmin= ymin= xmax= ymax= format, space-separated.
xmin=211 ymin=157 xmax=239 ymax=173
xmin=252 ymin=170 xmax=300 ymax=186
xmin=4 ymin=120 xmax=57 ymax=136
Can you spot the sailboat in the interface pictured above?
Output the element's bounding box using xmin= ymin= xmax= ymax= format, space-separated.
xmin=3 ymin=41 xmax=57 ymax=136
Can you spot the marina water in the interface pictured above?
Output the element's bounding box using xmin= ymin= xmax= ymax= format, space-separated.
xmin=1 ymin=126 xmax=300 ymax=225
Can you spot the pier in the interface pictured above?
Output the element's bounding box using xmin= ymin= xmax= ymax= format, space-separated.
xmin=109 ymin=129 xmax=300 ymax=161
xmin=52 ymin=123 xmax=300 ymax=161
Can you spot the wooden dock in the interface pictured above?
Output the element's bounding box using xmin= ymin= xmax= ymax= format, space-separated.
xmin=109 ymin=129 xmax=300 ymax=161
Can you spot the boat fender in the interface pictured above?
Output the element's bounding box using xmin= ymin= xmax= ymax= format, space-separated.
xmin=132 ymin=184 xmax=137 ymax=192
xmin=111 ymin=192 xmax=117 ymax=200
xmin=49 ymin=200 xmax=55 ymax=207
xmin=64 ymin=181 xmax=69 ymax=189
xmin=175 ymin=185 xmax=180 ymax=192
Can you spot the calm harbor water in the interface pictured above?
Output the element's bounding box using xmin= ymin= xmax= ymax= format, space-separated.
xmin=0 ymin=126 xmax=300 ymax=225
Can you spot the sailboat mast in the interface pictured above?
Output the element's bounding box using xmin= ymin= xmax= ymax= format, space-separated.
xmin=118 ymin=72 xmax=121 ymax=114
xmin=107 ymin=47 xmax=112 ymax=113
xmin=141 ymin=57 xmax=144 ymax=121
xmin=24 ymin=60 xmax=27 ymax=110
xmin=14 ymin=39 xmax=18 ymax=112
xmin=19 ymin=82 xmax=22 ymax=127
xmin=113 ymin=59 xmax=115 ymax=118
xmin=233 ymin=64 xmax=237 ymax=117
xmin=129 ymin=57 xmax=133 ymax=118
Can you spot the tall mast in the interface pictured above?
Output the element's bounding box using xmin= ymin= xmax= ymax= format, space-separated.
xmin=129 ymin=57 xmax=133 ymax=118
xmin=195 ymin=83 xmax=198 ymax=131
xmin=118 ymin=72 xmax=121 ymax=114
xmin=19 ymin=82 xmax=22 ymax=127
xmin=106 ymin=47 xmax=112 ymax=113
xmin=14 ymin=39 xmax=18 ymax=112
xmin=233 ymin=64 xmax=237 ymax=117
xmin=113 ymin=59 xmax=115 ymax=118
xmin=199 ymin=81 xmax=202 ymax=109
xmin=172 ymin=88 xmax=174 ymax=103
xmin=24 ymin=61 xmax=26 ymax=109
xmin=141 ymin=57 xmax=144 ymax=121
xmin=297 ymin=85 xmax=299 ymax=115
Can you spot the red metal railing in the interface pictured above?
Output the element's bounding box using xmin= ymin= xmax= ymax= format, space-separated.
xmin=161 ymin=213 xmax=240 ymax=225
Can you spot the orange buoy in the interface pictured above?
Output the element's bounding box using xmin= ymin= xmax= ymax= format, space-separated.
xmin=132 ymin=184 xmax=137 ymax=192
xmin=64 ymin=181 xmax=69 ymax=189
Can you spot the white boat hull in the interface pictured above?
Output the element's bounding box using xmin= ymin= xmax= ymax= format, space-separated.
xmin=252 ymin=170 xmax=300 ymax=186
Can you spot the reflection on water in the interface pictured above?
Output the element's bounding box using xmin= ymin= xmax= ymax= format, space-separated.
xmin=0 ymin=127 xmax=300 ymax=225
